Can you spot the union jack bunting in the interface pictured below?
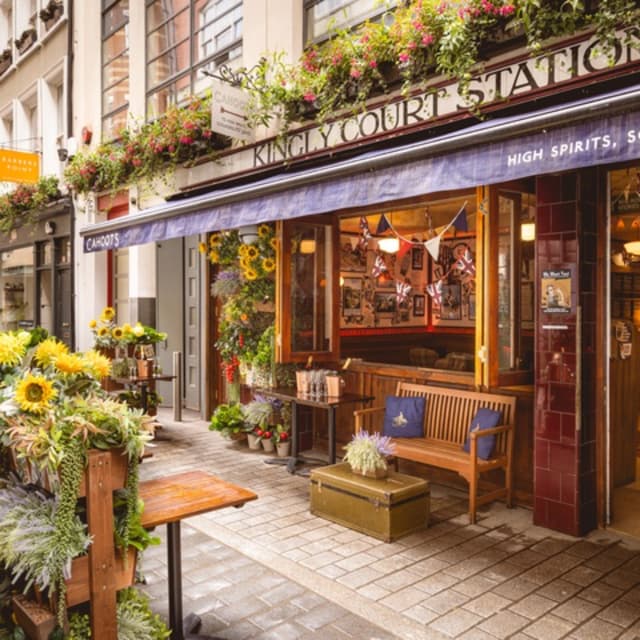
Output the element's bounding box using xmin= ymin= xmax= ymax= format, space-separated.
xmin=426 ymin=280 xmax=443 ymax=305
xmin=372 ymin=253 xmax=388 ymax=277
xmin=360 ymin=216 xmax=372 ymax=240
xmin=395 ymin=279 xmax=412 ymax=304
xmin=456 ymin=249 xmax=476 ymax=276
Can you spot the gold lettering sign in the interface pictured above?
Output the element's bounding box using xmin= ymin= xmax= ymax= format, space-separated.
xmin=0 ymin=149 xmax=40 ymax=184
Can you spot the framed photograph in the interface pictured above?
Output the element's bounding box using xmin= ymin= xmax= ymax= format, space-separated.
xmin=141 ymin=344 xmax=155 ymax=359
xmin=342 ymin=277 xmax=363 ymax=317
xmin=541 ymin=269 xmax=571 ymax=314
xmin=468 ymin=293 xmax=476 ymax=321
xmin=413 ymin=294 xmax=425 ymax=317
xmin=411 ymin=246 xmax=424 ymax=271
xmin=374 ymin=291 xmax=397 ymax=315
xmin=340 ymin=236 xmax=367 ymax=272
xmin=440 ymin=284 xmax=462 ymax=320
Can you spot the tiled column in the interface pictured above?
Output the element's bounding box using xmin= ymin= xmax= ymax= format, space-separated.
xmin=534 ymin=169 xmax=598 ymax=536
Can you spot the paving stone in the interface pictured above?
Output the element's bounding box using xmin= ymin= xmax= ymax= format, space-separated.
xmin=458 ymin=628 xmax=501 ymax=640
xmin=571 ymin=617 xmax=623 ymax=640
xmin=520 ymin=614 xmax=577 ymax=640
xmin=535 ymin=578 xmax=582 ymax=603
xmin=579 ymin=580 xmax=624 ymax=606
xmin=602 ymin=567 xmax=640 ymax=591
xmin=552 ymin=596 xmax=601 ymax=624
xmin=597 ymin=598 xmax=640 ymax=627
xmin=335 ymin=566 xmax=385 ymax=589
xmin=380 ymin=586 xmax=428 ymax=612
xmin=295 ymin=602 xmax=350 ymax=632
xmin=423 ymin=588 xmax=470 ymax=614
xmin=477 ymin=610 xmax=529 ymax=639
xmin=452 ymin=575 xmax=499 ymax=598
xmin=413 ymin=572 xmax=460 ymax=595
xmin=331 ymin=613 xmax=401 ymax=639
xmin=508 ymin=593 xmax=557 ymax=619
xmin=403 ymin=603 xmax=439 ymax=624
xmin=430 ymin=608 xmax=483 ymax=637
xmin=463 ymin=591 xmax=511 ymax=618
xmin=492 ymin=577 xmax=539 ymax=600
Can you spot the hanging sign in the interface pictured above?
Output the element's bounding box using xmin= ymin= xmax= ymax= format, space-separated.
xmin=0 ymin=149 xmax=40 ymax=184
xmin=211 ymin=79 xmax=254 ymax=142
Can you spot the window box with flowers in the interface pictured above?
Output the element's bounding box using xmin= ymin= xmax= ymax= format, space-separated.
xmin=40 ymin=0 xmax=64 ymax=31
xmin=0 ymin=176 xmax=62 ymax=234
xmin=0 ymin=47 xmax=12 ymax=75
xmin=15 ymin=27 xmax=37 ymax=55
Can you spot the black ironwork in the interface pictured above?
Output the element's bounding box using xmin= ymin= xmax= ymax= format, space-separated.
xmin=200 ymin=58 xmax=266 ymax=90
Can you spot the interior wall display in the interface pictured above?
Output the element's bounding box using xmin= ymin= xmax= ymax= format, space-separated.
xmin=430 ymin=238 xmax=476 ymax=326
xmin=342 ymin=277 xmax=363 ymax=318
xmin=413 ymin=294 xmax=425 ymax=317
xmin=374 ymin=291 xmax=397 ymax=315
xmin=340 ymin=236 xmax=367 ymax=272
xmin=541 ymin=269 xmax=571 ymax=313
xmin=614 ymin=319 xmax=633 ymax=359
xmin=411 ymin=246 xmax=424 ymax=270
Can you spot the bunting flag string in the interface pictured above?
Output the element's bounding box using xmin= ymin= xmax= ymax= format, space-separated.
xmin=371 ymin=253 xmax=388 ymax=277
xmin=359 ymin=215 xmax=372 ymax=250
xmin=456 ymin=248 xmax=476 ymax=276
xmin=395 ymin=279 xmax=412 ymax=304
xmin=425 ymin=280 xmax=443 ymax=305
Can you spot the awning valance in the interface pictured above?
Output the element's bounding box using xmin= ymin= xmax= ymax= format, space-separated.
xmin=81 ymin=86 xmax=640 ymax=253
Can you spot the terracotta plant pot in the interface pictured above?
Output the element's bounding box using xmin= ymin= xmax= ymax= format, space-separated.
xmin=137 ymin=358 xmax=154 ymax=378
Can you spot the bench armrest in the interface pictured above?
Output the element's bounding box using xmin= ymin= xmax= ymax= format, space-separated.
xmin=469 ymin=423 xmax=513 ymax=439
xmin=353 ymin=406 xmax=385 ymax=433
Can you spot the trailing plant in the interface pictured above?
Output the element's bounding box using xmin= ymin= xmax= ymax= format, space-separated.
xmin=209 ymin=403 xmax=247 ymax=438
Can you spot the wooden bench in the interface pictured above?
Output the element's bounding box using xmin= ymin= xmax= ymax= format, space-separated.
xmin=353 ymin=382 xmax=516 ymax=524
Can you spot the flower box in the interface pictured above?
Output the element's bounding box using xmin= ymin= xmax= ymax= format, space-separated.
xmin=15 ymin=28 xmax=37 ymax=55
xmin=0 ymin=50 xmax=11 ymax=75
xmin=65 ymin=547 xmax=137 ymax=607
xmin=40 ymin=2 xmax=63 ymax=31
xmin=11 ymin=595 xmax=56 ymax=640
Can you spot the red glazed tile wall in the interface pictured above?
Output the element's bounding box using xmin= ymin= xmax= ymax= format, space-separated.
xmin=534 ymin=169 xmax=598 ymax=536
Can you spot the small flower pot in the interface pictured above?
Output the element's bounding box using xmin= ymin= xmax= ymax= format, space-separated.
xmin=137 ymin=359 xmax=153 ymax=378
xmin=349 ymin=464 xmax=388 ymax=479
xmin=247 ymin=433 xmax=261 ymax=450
xmin=262 ymin=438 xmax=275 ymax=453
xmin=276 ymin=441 xmax=291 ymax=457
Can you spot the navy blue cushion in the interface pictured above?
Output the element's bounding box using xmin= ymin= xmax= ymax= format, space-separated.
xmin=382 ymin=396 xmax=426 ymax=438
xmin=462 ymin=408 xmax=502 ymax=459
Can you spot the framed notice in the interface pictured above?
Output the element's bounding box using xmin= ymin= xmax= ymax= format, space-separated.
xmin=541 ymin=269 xmax=571 ymax=313
xmin=413 ymin=294 xmax=425 ymax=317
xmin=342 ymin=277 xmax=363 ymax=316
xmin=374 ymin=291 xmax=397 ymax=315
xmin=440 ymin=284 xmax=462 ymax=320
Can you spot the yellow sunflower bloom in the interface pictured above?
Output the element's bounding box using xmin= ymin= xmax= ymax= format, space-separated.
xmin=270 ymin=237 xmax=277 ymax=250
xmin=15 ymin=373 xmax=57 ymax=414
xmin=262 ymin=257 xmax=276 ymax=273
xmin=246 ymin=246 xmax=259 ymax=260
xmin=208 ymin=250 xmax=219 ymax=264
xmin=34 ymin=338 xmax=69 ymax=367
xmin=133 ymin=323 xmax=145 ymax=338
xmin=209 ymin=233 xmax=222 ymax=247
xmin=89 ymin=319 xmax=97 ymax=329
xmin=244 ymin=267 xmax=258 ymax=281
xmin=239 ymin=257 xmax=251 ymax=270
xmin=98 ymin=327 xmax=109 ymax=338
xmin=122 ymin=322 xmax=132 ymax=334
xmin=112 ymin=326 xmax=124 ymax=340
xmin=54 ymin=352 xmax=85 ymax=375
xmin=83 ymin=350 xmax=112 ymax=379
xmin=0 ymin=333 xmax=28 ymax=367
xmin=100 ymin=306 xmax=116 ymax=322
xmin=238 ymin=244 xmax=249 ymax=257
xmin=198 ymin=242 xmax=207 ymax=254
xmin=258 ymin=224 xmax=271 ymax=238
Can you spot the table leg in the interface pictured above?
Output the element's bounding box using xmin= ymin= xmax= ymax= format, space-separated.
xmin=167 ymin=521 xmax=185 ymax=640
xmin=328 ymin=407 xmax=336 ymax=464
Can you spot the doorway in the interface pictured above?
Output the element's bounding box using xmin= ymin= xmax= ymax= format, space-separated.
xmin=608 ymin=165 xmax=640 ymax=536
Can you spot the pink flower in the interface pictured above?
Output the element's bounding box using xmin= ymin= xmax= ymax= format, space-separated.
xmin=132 ymin=158 xmax=142 ymax=167
xmin=399 ymin=52 xmax=410 ymax=63
xmin=184 ymin=121 xmax=196 ymax=130
xmin=408 ymin=41 xmax=417 ymax=50
xmin=422 ymin=34 xmax=434 ymax=46
xmin=179 ymin=136 xmax=193 ymax=145
xmin=501 ymin=4 xmax=515 ymax=15
xmin=369 ymin=60 xmax=377 ymax=69
xmin=350 ymin=68 xmax=362 ymax=79
xmin=202 ymin=129 xmax=213 ymax=138
xmin=303 ymin=92 xmax=316 ymax=103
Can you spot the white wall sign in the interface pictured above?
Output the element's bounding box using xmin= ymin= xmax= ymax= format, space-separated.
xmin=211 ymin=79 xmax=254 ymax=142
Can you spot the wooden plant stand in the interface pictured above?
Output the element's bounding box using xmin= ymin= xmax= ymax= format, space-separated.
xmin=12 ymin=449 xmax=133 ymax=640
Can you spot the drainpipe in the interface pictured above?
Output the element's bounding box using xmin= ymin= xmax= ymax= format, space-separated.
xmin=67 ymin=0 xmax=75 ymax=349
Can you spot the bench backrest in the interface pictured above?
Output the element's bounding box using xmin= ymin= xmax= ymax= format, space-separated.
xmin=395 ymin=382 xmax=516 ymax=452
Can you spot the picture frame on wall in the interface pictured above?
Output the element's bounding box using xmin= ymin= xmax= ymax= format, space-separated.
xmin=342 ymin=278 xmax=363 ymax=317
xmin=439 ymin=284 xmax=462 ymax=320
xmin=340 ymin=235 xmax=367 ymax=272
xmin=468 ymin=293 xmax=476 ymax=321
xmin=413 ymin=294 xmax=425 ymax=317
xmin=374 ymin=291 xmax=397 ymax=315
xmin=411 ymin=246 xmax=424 ymax=271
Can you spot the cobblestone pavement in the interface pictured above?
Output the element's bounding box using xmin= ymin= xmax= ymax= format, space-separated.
xmin=139 ymin=410 xmax=640 ymax=640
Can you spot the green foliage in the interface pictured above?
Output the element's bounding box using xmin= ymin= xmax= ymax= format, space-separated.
xmin=0 ymin=176 xmax=62 ymax=233
xmin=209 ymin=403 xmax=247 ymax=438
xmin=343 ymin=431 xmax=396 ymax=474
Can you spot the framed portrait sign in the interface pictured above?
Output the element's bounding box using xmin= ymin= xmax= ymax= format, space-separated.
xmin=342 ymin=277 xmax=363 ymax=317
xmin=413 ymin=294 xmax=425 ymax=317
xmin=440 ymin=284 xmax=462 ymax=320
xmin=411 ymin=246 xmax=424 ymax=271
xmin=374 ymin=291 xmax=397 ymax=315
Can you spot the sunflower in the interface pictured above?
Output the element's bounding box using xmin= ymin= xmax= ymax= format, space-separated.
xmin=239 ymin=256 xmax=251 ymax=270
xmin=122 ymin=322 xmax=132 ymax=334
xmin=54 ymin=352 xmax=85 ymax=375
xmin=0 ymin=333 xmax=28 ymax=367
xmin=258 ymin=224 xmax=271 ymax=238
xmin=112 ymin=326 xmax=124 ymax=340
xmin=208 ymin=250 xmax=219 ymax=264
xmin=238 ymin=244 xmax=249 ymax=257
xmin=270 ymin=237 xmax=277 ymax=250
xmin=209 ymin=233 xmax=222 ymax=247
xmin=34 ymin=338 xmax=69 ymax=367
xmin=244 ymin=267 xmax=258 ymax=281
xmin=246 ymin=246 xmax=259 ymax=260
xmin=83 ymin=350 xmax=112 ymax=379
xmin=262 ymin=257 xmax=276 ymax=273
xmin=15 ymin=373 xmax=57 ymax=414
xmin=100 ymin=306 xmax=116 ymax=322
xmin=198 ymin=242 xmax=207 ymax=254
xmin=98 ymin=327 xmax=109 ymax=338
xmin=89 ymin=319 xmax=97 ymax=329
xmin=132 ymin=323 xmax=145 ymax=338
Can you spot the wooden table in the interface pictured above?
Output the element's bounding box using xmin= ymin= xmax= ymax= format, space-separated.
xmin=140 ymin=471 xmax=257 ymax=639
xmin=256 ymin=387 xmax=374 ymax=473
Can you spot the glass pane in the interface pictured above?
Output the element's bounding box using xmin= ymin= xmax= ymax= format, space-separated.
xmin=102 ymin=27 xmax=128 ymax=65
xmin=146 ymin=0 xmax=190 ymax=32
xmin=194 ymin=1 xmax=242 ymax=63
xmin=0 ymin=246 xmax=35 ymax=331
xmin=146 ymin=74 xmax=192 ymax=119
xmin=289 ymin=223 xmax=333 ymax=353
xmin=147 ymin=40 xmax=191 ymax=90
xmin=147 ymin=13 xmax=191 ymax=59
xmin=102 ymin=75 xmax=130 ymax=113
xmin=497 ymin=196 xmax=514 ymax=371
xmin=103 ymin=0 xmax=129 ymax=38
xmin=56 ymin=238 xmax=72 ymax=266
xmin=102 ymin=109 xmax=128 ymax=141
xmin=39 ymin=270 xmax=53 ymax=334
xmin=38 ymin=241 xmax=53 ymax=266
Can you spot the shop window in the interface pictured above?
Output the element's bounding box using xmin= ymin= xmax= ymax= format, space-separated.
xmin=0 ymin=246 xmax=35 ymax=331
xmin=36 ymin=240 xmax=53 ymax=334
xmin=304 ymin=0 xmax=398 ymax=43
xmin=112 ymin=247 xmax=129 ymax=323
xmin=280 ymin=218 xmax=339 ymax=363
xmin=496 ymin=187 xmax=535 ymax=382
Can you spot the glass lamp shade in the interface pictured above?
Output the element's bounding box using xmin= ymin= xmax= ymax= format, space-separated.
xmin=377 ymin=237 xmax=400 ymax=253
xmin=238 ymin=225 xmax=259 ymax=244
xmin=520 ymin=222 xmax=535 ymax=242
xmin=624 ymin=241 xmax=640 ymax=255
